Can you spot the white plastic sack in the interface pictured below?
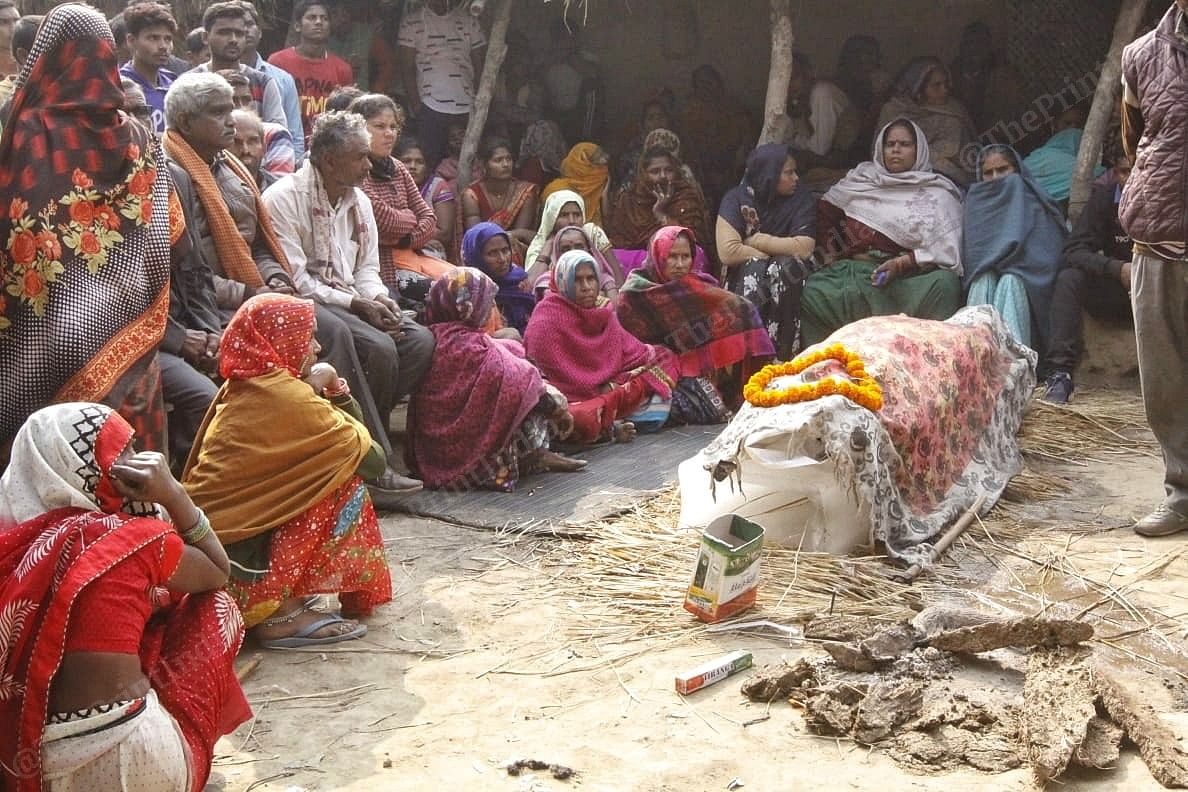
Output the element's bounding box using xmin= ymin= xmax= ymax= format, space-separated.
xmin=677 ymin=419 xmax=868 ymax=555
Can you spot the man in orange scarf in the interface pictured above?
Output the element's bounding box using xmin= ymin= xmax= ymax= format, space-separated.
xmin=158 ymin=71 xmax=294 ymax=471
xmin=165 ymin=73 xmax=423 ymax=498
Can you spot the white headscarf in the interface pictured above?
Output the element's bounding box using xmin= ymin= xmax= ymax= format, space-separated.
xmin=524 ymin=189 xmax=611 ymax=279
xmin=821 ymin=118 xmax=966 ymax=273
xmin=0 ymin=403 xmax=158 ymax=526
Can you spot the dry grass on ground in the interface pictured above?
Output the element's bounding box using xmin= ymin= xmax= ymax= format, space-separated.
xmin=509 ymin=390 xmax=1183 ymax=679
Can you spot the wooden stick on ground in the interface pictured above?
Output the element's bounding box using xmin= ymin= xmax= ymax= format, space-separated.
xmin=900 ymin=495 xmax=987 ymax=583
xmin=236 ymin=652 xmax=263 ymax=683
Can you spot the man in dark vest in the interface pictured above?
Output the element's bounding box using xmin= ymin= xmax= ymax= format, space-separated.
xmin=1119 ymin=0 xmax=1188 ymax=536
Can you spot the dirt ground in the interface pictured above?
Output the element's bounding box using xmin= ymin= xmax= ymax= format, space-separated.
xmin=210 ymin=380 xmax=1188 ymax=792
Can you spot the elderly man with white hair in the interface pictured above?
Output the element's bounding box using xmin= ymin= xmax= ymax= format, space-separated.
xmin=263 ymin=111 xmax=435 ymax=495
xmin=163 ymin=75 xmax=417 ymax=500
xmin=164 ymin=71 xmax=294 ymax=318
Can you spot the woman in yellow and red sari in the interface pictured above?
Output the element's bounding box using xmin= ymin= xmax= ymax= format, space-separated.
xmin=184 ymin=294 xmax=392 ymax=649
xmin=0 ymin=4 xmax=183 ymax=460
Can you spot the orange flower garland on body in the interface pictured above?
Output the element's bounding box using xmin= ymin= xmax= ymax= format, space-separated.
xmin=743 ymin=343 xmax=884 ymax=412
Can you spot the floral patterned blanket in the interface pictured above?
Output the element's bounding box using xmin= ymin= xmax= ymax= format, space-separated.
xmin=697 ymin=306 xmax=1036 ymax=565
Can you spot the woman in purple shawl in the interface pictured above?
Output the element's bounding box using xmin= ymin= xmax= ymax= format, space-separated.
xmin=407 ymin=268 xmax=586 ymax=491
xmin=462 ymin=222 xmax=538 ymax=335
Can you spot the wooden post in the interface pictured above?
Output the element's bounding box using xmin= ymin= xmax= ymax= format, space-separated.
xmin=1069 ymin=0 xmax=1149 ymax=223
xmin=456 ymin=0 xmax=514 ymax=191
xmin=758 ymin=0 xmax=794 ymax=145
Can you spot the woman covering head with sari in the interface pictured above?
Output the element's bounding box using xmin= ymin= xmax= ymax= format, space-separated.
xmin=717 ymin=143 xmax=819 ymax=358
xmin=408 ymin=267 xmax=586 ymax=491
xmin=0 ymin=4 xmax=182 ymax=456
xmin=462 ymin=221 xmax=537 ymax=334
xmin=0 ymin=402 xmax=250 ymax=791
xmin=532 ymin=223 xmax=619 ymax=301
xmin=183 ymin=293 xmax=392 ymax=648
xmin=525 ymin=250 xmax=680 ymax=443
xmin=525 ymin=189 xmax=623 ymax=290
xmin=877 ymin=56 xmax=977 ymax=186
xmin=607 ymin=144 xmax=713 ymax=275
xmin=542 ymin=142 xmax=611 ymax=226
xmin=515 ymin=119 xmax=567 ymax=186
xmin=802 ymin=118 xmax=965 ymax=345
xmin=962 ymin=144 xmax=1067 ymax=351
xmin=618 ymin=226 xmax=772 ymax=411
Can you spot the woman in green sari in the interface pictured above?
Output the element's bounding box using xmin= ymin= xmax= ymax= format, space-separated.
xmin=801 ymin=118 xmax=965 ymax=345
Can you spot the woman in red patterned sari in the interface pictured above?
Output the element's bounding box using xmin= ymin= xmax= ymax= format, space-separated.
xmin=0 ymin=403 xmax=250 ymax=792
xmin=0 ymin=4 xmax=182 ymax=460
xmin=183 ymin=294 xmax=393 ymax=648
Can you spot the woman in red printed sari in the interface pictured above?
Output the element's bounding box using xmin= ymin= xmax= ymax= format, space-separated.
xmin=0 ymin=402 xmax=250 ymax=792
xmin=0 ymin=5 xmax=181 ymax=459
xmin=460 ymin=136 xmax=539 ymax=264
xmin=183 ymin=294 xmax=392 ymax=648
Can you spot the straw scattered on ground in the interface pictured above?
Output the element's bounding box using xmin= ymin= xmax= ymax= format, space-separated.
xmin=519 ymin=391 xmax=1184 ymax=672
xmin=1018 ymin=390 xmax=1155 ymax=464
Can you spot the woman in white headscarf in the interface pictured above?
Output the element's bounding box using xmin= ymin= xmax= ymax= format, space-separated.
xmin=524 ymin=189 xmax=623 ymax=288
xmin=800 ymin=118 xmax=966 ymax=345
xmin=0 ymin=402 xmax=250 ymax=792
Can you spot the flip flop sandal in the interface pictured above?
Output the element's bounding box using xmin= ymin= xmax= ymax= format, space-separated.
xmin=259 ymin=614 xmax=368 ymax=649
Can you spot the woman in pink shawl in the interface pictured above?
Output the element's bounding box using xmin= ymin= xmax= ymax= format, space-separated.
xmin=525 ymin=250 xmax=680 ymax=444
xmin=407 ymin=268 xmax=586 ymax=492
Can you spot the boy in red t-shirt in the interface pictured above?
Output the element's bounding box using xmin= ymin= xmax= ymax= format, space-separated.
xmin=267 ymin=0 xmax=354 ymax=146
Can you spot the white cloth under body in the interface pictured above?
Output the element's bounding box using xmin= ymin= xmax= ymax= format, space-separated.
xmin=41 ymin=690 xmax=190 ymax=792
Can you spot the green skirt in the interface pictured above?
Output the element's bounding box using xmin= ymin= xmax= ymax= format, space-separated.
xmin=800 ymin=259 xmax=964 ymax=346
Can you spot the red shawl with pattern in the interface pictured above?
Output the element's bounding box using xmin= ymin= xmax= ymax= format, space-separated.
xmin=407 ymin=269 xmax=545 ymax=489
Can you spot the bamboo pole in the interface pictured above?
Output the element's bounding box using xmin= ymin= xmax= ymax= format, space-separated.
xmin=1068 ymin=0 xmax=1149 ymax=224
xmin=899 ymin=494 xmax=987 ymax=583
xmin=456 ymin=0 xmax=514 ymax=191
xmin=758 ymin=0 xmax=794 ymax=145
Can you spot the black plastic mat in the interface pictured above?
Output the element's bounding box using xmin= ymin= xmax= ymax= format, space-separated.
xmin=387 ymin=426 xmax=720 ymax=534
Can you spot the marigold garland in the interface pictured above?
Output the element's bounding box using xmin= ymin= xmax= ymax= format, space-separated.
xmin=743 ymin=343 xmax=883 ymax=412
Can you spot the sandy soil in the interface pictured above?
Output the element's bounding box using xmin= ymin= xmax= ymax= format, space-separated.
xmin=210 ymin=386 xmax=1188 ymax=792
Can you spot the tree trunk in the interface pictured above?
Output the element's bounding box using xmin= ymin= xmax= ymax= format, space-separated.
xmin=1069 ymin=0 xmax=1149 ymax=223
xmin=457 ymin=0 xmax=514 ymax=191
xmin=758 ymin=0 xmax=794 ymax=145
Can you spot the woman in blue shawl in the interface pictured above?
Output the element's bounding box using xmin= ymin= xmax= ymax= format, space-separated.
xmin=963 ymin=145 xmax=1068 ymax=352
xmin=462 ymin=222 xmax=538 ymax=335
xmin=1021 ymin=128 xmax=1103 ymax=204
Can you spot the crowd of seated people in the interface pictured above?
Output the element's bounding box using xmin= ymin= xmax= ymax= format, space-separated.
xmin=1 ymin=1 xmax=1134 ymax=488
xmin=0 ymin=3 xmax=1145 ymax=786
